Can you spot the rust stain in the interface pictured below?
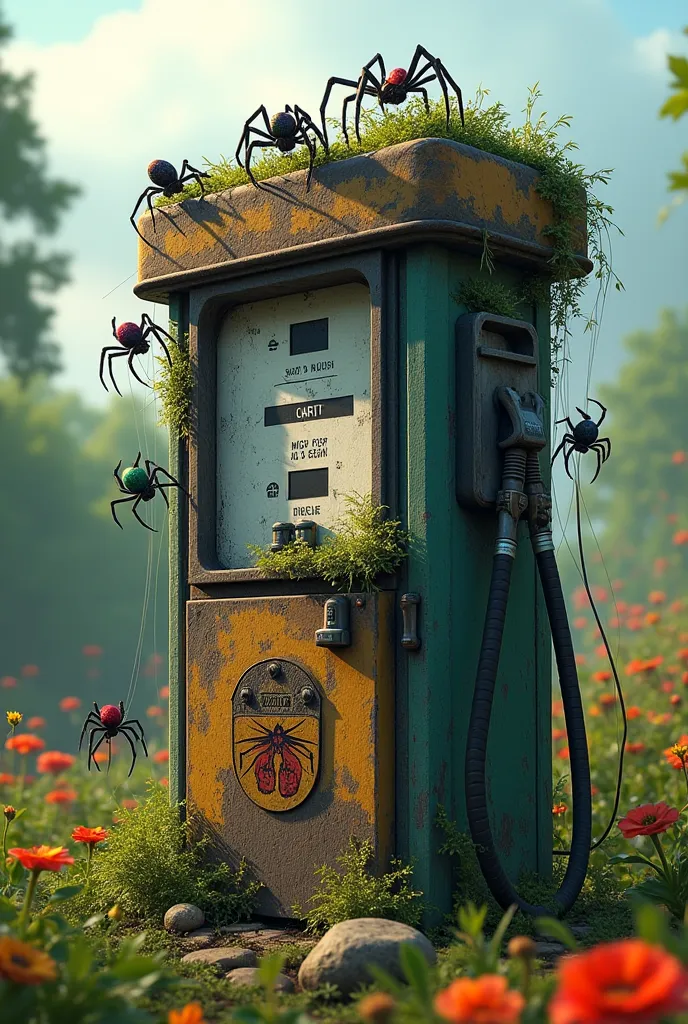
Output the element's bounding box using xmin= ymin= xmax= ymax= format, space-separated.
xmin=415 ymin=790 xmax=429 ymax=830
xmin=499 ymin=813 xmax=515 ymax=856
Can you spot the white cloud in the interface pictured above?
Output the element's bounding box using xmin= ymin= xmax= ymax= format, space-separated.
xmin=632 ymin=27 xmax=687 ymax=76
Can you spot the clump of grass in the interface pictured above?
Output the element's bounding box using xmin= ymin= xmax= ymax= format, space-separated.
xmin=452 ymin=277 xmax=525 ymax=320
xmin=294 ymin=837 xmax=426 ymax=935
xmin=153 ymin=324 xmax=193 ymax=439
xmin=57 ymin=784 xmax=261 ymax=926
xmin=248 ymin=492 xmax=409 ymax=592
xmin=155 ymin=85 xmax=621 ymax=378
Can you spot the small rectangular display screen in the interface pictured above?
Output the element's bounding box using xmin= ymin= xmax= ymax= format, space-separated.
xmin=288 ymin=468 xmax=329 ymax=500
xmin=290 ymin=318 xmax=329 ymax=356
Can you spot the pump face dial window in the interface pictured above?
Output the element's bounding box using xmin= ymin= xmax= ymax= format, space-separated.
xmin=216 ymin=283 xmax=372 ymax=569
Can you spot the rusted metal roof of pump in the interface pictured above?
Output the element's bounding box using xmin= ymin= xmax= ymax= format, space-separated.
xmin=134 ymin=137 xmax=590 ymax=303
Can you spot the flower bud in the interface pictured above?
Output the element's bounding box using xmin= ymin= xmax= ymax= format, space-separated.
xmin=3 ymin=806 xmax=16 ymax=821
xmin=5 ymin=711 xmax=22 ymax=727
xmin=358 ymin=992 xmax=396 ymax=1023
xmin=508 ymin=935 xmax=537 ymax=960
xmin=107 ymin=904 xmax=123 ymax=921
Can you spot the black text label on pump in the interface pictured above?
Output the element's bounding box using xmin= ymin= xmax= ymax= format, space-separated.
xmin=216 ymin=283 xmax=372 ymax=569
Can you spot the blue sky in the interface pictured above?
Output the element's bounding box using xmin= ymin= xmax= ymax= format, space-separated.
xmin=3 ymin=0 xmax=687 ymax=520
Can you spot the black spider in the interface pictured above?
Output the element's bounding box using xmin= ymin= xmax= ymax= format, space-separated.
xmin=235 ymin=105 xmax=326 ymax=192
xmin=551 ymin=399 xmax=611 ymax=483
xmin=111 ymin=452 xmax=186 ymax=532
xmin=100 ymin=315 xmax=173 ymax=396
xmin=320 ymin=44 xmax=465 ymax=149
xmin=79 ymin=701 xmax=148 ymax=778
xmin=130 ymin=158 xmax=210 ymax=248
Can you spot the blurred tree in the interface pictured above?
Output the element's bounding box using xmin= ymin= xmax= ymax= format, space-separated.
xmin=565 ymin=308 xmax=688 ymax=602
xmin=0 ymin=9 xmax=80 ymax=380
xmin=0 ymin=378 xmax=169 ymax=747
xmin=659 ymin=26 xmax=688 ymax=221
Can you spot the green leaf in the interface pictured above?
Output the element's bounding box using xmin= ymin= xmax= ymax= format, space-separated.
xmin=633 ymin=899 xmax=670 ymax=944
xmin=534 ymin=916 xmax=578 ymax=951
xmin=660 ymin=92 xmax=688 ymax=120
xmin=257 ymin=951 xmax=287 ymax=990
xmin=609 ymin=853 xmax=663 ymax=873
xmin=489 ymin=904 xmax=518 ymax=956
xmin=46 ymin=884 xmax=83 ymax=904
xmin=399 ymin=943 xmax=432 ymax=1003
xmin=0 ymin=897 xmax=18 ymax=922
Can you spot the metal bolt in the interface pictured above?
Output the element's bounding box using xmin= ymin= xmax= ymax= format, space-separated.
xmin=268 ymin=663 xmax=281 ymax=678
xmin=354 ymin=597 xmax=365 ymax=608
xmin=301 ymin=686 xmax=314 ymax=704
xmin=240 ymin=687 xmax=252 ymax=704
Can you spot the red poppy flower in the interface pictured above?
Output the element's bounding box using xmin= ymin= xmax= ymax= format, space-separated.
xmin=599 ymin=693 xmax=616 ymax=707
xmin=573 ymin=617 xmax=588 ymax=629
xmin=592 ymin=670 xmax=612 ymax=683
xmin=153 ymin=749 xmax=170 ymax=763
xmin=435 ymin=974 xmax=525 ymax=1023
xmin=27 ymin=717 xmax=46 ymax=729
xmin=553 ymin=803 xmax=568 ymax=815
xmin=552 ymin=728 xmax=567 ymax=741
xmin=557 ymin=746 xmax=570 ymax=760
xmin=552 ymin=700 xmax=564 ymax=716
xmin=37 ymin=751 xmax=75 ymax=775
xmin=594 ymin=644 xmax=607 ymax=658
xmin=645 ymin=612 xmax=661 ymax=626
xmin=671 ymin=694 xmax=682 ymax=706
xmin=611 ymin=580 xmax=624 ymax=591
xmin=59 ymin=697 xmax=81 ymax=712
xmin=649 ymin=590 xmax=666 ymax=604
xmin=146 ymin=706 xmax=163 ymax=718
xmin=616 ymin=600 xmax=628 ymax=613
xmin=82 ymin=645 xmax=103 ymax=657
xmin=630 ymin=604 xmax=645 ymax=616
xmin=672 ymin=451 xmax=687 ymax=465
xmin=0 ymin=773 xmax=14 ymax=785
xmin=549 ymin=938 xmax=688 ymax=1024
xmin=674 ymin=529 xmax=688 ymax=545
xmin=625 ymin=742 xmax=645 ymax=754
xmin=160 ymin=685 xmax=170 ymax=699
xmin=45 ymin=789 xmax=77 ymax=805
xmin=664 ymin=737 xmax=688 ymax=769
xmin=121 ymin=798 xmax=138 ymax=810
xmin=0 ymin=676 xmax=17 ymax=688
xmin=5 ymin=734 xmax=45 ymax=755
xmin=575 ymin=654 xmax=587 ymax=666
xmin=8 ymin=845 xmax=74 ymax=872
xmin=160 ymin=777 xmax=169 ymax=787
xmin=626 ymin=706 xmax=641 ymax=720
xmin=71 ymin=826 xmax=109 ymax=846
xmin=662 ymin=681 xmax=675 ymax=693
xmin=21 ymin=665 xmax=39 ymax=678
xmin=618 ymin=802 xmax=679 ymax=839
xmin=671 ymin=600 xmax=683 ymax=614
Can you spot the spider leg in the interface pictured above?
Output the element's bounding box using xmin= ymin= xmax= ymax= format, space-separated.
xmin=598 ymin=437 xmax=612 ymax=458
xmin=113 ymin=459 xmax=128 ymax=492
xmin=237 ymin=738 xmax=274 ymax=760
xmin=121 ymin=721 xmax=148 ymax=757
xmin=285 ymin=739 xmax=314 ymax=773
xmin=111 ymin=317 xmax=118 ymax=341
xmin=240 ymin=745 xmax=273 ymax=778
xmin=299 ymin=127 xmax=316 ymax=192
xmin=550 ymin=435 xmax=570 ymax=467
xmin=244 ymin=140 xmax=275 ymax=191
xmin=318 ymin=76 xmax=359 ymax=149
xmin=146 ymin=462 xmax=186 ymax=493
xmin=131 ymin=494 xmax=157 ymax=532
xmin=79 ymin=712 xmax=103 ymax=750
xmin=563 ymin=445 xmax=575 ymax=482
xmin=408 ymin=86 xmax=430 ymax=113
xmin=293 ymin=105 xmax=327 ymax=152
xmin=111 ymin=495 xmax=136 ymax=529
xmin=130 ymin=187 xmax=163 ymax=247
xmin=590 ymin=447 xmax=603 ymax=484
xmin=354 ymin=66 xmax=383 ymax=143
xmin=281 ymin=718 xmax=307 ymax=735
xmin=589 ymin=398 xmax=607 ymax=427
xmin=119 ymin=728 xmax=138 ymax=778
xmin=126 ymin=348 xmax=151 ymax=389
xmin=433 ymin=58 xmax=465 ymax=126
xmin=575 ymin=406 xmax=591 ymax=420
xmin=106 ymin=350 xmax=129 ymax=397
xmin=87 ymin=728 xmax=107 ymax=773
xmin=554 ymin=416 xmax=576 ymax=433
xmin=140 ymin=324 xmax=172 ymax=366
xmin=100 ymin=346 xmax=122 ymax=394
xmin=236 ymin=106 xmax=272 ymax=168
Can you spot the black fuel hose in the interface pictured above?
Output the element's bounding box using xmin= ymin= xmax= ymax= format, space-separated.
xmin=464 ymin=459 xmax=592 ymax=917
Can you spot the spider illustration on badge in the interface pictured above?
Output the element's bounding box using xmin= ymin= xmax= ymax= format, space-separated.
xmin=234 ymin=717 xmax=318 ymax=809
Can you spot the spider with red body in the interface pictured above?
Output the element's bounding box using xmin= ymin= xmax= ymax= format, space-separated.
xmin=130 ymin=159 xmax=210 ymax=248
xmin=235 ymin=105 xmax=326 ymax=193
xmin=551 ymin=398 xmax=612 ymax=483
xmin=320 ymin=44 xmax=465 ymax=148
xmin=237 ymin=719 xmax=315 ymax=798
xmin=79 ymin=701 xmax=148 ymax=778
xmin=100 ymin=315 xmax=173 ymax=396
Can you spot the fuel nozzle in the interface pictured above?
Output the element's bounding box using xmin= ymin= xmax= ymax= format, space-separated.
xmin=493 ymin=388 xmax=548 ymax=557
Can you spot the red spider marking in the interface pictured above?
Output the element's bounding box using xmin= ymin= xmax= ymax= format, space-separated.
xmin=100 ymin=704 xmax=122 ymax=727
xmin=237 ymin=720 xmax=314 ymax=799
xmin=279 ymin=745 xmax=303 ymax=797
xmin=386 ymin=68 xmax=407 ymax=86
xmin=255 ymin=749 xmax=276 ymax=794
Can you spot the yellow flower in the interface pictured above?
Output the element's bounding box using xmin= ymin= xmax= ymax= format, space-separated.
xmin=107 ymin=904 xmax=123 ymax=921
xmin=168 ymin=1004 xmax=207 ymax=1024
xmin=6 ymin=711 xmax=22 ymax=727
xmin=358 ymin=992 xmax=397 ymax=1023
xmin=0 ymin=936 xmax=57 ymax=985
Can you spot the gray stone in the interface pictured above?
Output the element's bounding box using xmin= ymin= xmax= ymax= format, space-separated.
xmin=226 ymin=967 xmax=294 ymax=992
xmin=181 ymin=947 xmax=257 ymax=973
xmin=298 ymin=918 xmax=436 ymax=997
xmin=180 ymin=927 xmax=215 ymax=950
xmin=535 ymin=942 xmax=566 ymax=957
xmin=220 ymin=922 xmax=268 ymax=934
xmin=164 ymin=904 xmax=205 ymax=934
xmin=570 ymin=925 xmax=591 ymax=938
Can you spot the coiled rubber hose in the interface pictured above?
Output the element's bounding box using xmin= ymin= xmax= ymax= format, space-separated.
xmin=464 ymin=545 xmax=592 ymax=916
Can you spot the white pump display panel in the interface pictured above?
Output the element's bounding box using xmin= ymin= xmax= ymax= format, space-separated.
xmin=216 ymin=283 xmax=373 ymax=569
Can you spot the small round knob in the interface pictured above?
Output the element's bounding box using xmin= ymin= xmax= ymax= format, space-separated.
xmin=240 ymin=687 xmax=252 ymax=704
xmin=354 ymin=597 xmax=365 ymax=608
xmin=268 ymin=662 xmax=281 ymax=678
xmin=301 ymin=686 xmax=314 ymax=704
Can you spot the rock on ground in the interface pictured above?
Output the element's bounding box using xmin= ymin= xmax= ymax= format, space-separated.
xmin=180 ymin=927 xmax=216 ymax=950
xmin=226 ymin=967 xmax=294 ymax=992
xmin=181 ymin=947 xmax=257 ymax=973
xmin=298 ymin=918 xmax=436 ymax=997
xmin=164 ymin=904 xmax=205 ymax=934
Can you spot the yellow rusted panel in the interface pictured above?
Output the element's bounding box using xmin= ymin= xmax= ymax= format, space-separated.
xmin=186 ymin=592 xmax=395 ymax=914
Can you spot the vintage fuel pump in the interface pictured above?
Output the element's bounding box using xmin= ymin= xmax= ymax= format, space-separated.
xmin=133 ymin=137 xmax=592 ymax=918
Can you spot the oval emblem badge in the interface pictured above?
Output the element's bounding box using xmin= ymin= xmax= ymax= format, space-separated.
xmin=232 ymin=659 xmax=320 ymax=812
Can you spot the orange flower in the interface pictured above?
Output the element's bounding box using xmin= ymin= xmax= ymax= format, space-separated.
xmin=664 ymin=737 xmax=688 ymax=769
xmin=59 ymin=697 xmax=81 ymax=711
xmin=434 ymin=974 xmax=525 ymax=1023
xmin=549 ymin=938 xmax=688 ymax=1024
xmin=680 ymin=648 xmax=688 ymax=661
xmin=0 ymin=676 xmax=17 ymax=688
xmin=552 ymin=728 xmax=567 ymax=741
xmin=594 ymin=644 xmax=607 ymax=658
xmin=592 ymin=670 xmax=612 ymax=683
xmin=20 ymin=665 xmax=39 ymax=677
xmin=618 ymin=802 xmax=679 ymax=839
xmin=121 ymin=798 xmax=138 ymax=810
xmin=0 ymin=936 xmax=57 ymax=985
xmin=626 ymin=706 xmax=641 ymax=720
xmin=160 ymin=685 xmax=170 ymax=699
xmin=553 ymin=803 xmax=568 ymax=815
xmin=683 ymin=672 xmax=688 ymax=686
xmin=625 ymin=742 xmax=646 ymax=754
xmin=588 ymin=705 xmax=601 ymax=717
xmin=671 ymin=600 xmax=684 ymax=613
xmin=626 ymin=617 xmax=643 ymax=631
xmin=82 ymin=645 xmax=103 ymax=657
xmin=672 ymin=450 xmax=687 ymax=464
xmin=5 ymin=734 xmax=45 ymax=755
xmin=667 ymin=664 xmax=679 ymax=674
xmin=654 ymin=558 xmax=669 ymax=576
xmin=0 ymin=773 xmax=14 ymax=785
xmin=609 ymin=616 xmax=621 ymax=628
xmin=71 ymin=826 xmax=109 ymax=846
xmin=9 ymin=845 xmax=74 ymax=872
xmin=160 ymin=777 xmax=169 ymax=787
xmin=645 ymin=612 xmax=661 ymax=626
xmin=615 ymin=600 xmax=628 ymax=613
xmin=599 ymin=693 xmax=616 ymax=708
xmin=27 ymin=716 xmax=45 ymax=729
xmin=573 ymin=617 xmax=588 ymax=629
xmin=649 ymin=590 xmax=666 ymax=604
xmin=662 ymin=681 xmax=675 ymax=693
xmin=671 ymin=694 xmax=682 ymax=706
xmin=611 ymin=579 xmax=624 ymax=591
xmin=673 ymin=529 xmax=688 ymax=545
xmin=168 ymin=1004 xmax=208 ymax=1024
xmin=552 ymin=700 xmax=564 ymax=716
xmin=147 ymin=705 xmax=163 ymax=718
xmin=153 ymin=749 xmax=170 ymax=763
xmin=630 ymin=604 xmax=645 ymax=616
xmin=37 ymin=751 xmax=76 ymax=775
xmin=575 ymin=654 xmax=587 ymax=666
xmin=557 ymin=746 xmax=570 ymax=760
xmin=45 ymin=789 xmax=77 ymax=805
